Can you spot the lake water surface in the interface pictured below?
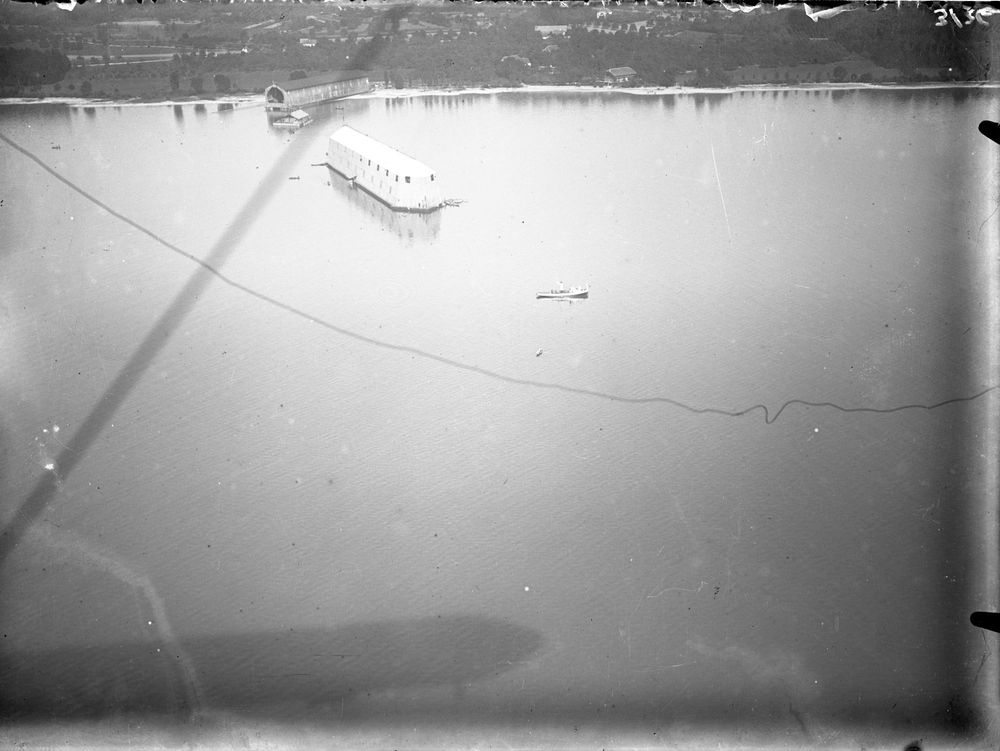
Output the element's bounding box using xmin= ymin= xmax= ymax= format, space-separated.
xmin=0 ymin=88 xmax=998 ymax=747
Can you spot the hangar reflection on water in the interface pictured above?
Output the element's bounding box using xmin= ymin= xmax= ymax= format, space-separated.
xmin=326 ymin=165 xmax=442 ymax=243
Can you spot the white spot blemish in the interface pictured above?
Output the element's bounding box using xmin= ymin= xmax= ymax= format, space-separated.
xmin=53 ymin=425 xmax=60 ymax=433
xmin=44 ymin=462 xmax=55 ymax=471
xmin=524 ymin=586 xmax=530 ymax=592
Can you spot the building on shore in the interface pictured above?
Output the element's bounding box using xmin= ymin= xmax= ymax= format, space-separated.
xmin=326 ymin=125 xmax=443 ymax=213
xmin=605 ymin=66 xmax=637 ymax=84
xmin=264 ymin=72 xmax=370 ymax=112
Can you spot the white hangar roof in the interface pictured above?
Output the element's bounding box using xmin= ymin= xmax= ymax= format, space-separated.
xmin=330 ymin=125 xmax=435 ymax=179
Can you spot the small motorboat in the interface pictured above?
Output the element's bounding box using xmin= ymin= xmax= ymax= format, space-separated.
xmin=536 ymin=283 xmax=589 ymax=300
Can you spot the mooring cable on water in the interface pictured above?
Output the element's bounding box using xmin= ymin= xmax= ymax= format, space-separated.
xmin=0 ymin=129 xmax=996 ymax=562
xmin=1 ymin=129 xmax=993 ymax=426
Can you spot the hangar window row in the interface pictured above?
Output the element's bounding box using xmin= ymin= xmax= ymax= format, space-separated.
xmin=355 ymin=152 xmax=419 ymax=184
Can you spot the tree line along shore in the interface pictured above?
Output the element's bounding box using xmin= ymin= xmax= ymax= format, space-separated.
xmin=1 ymin=0 xmax=997 ymax=102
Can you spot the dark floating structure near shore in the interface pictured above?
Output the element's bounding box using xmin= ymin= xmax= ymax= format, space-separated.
xmin=264 ymin=71 xmax=370 ymax=113
xmin=271 ymin=108 xmax=312 ymax=130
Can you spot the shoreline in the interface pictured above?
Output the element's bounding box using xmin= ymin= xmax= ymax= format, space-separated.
xmin=2 ymin=80 xmax=998 ymax=108
xmin=359 ymin=81 xmax=1000 ymax=99
xmin=0 ymin=94 xmax=264 ymax=108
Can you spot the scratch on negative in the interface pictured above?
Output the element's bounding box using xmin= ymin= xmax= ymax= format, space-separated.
xmin=646 ymin=581 xmax=708 ymax=599
xmin=639 ymin=661 xmax=699 ymax=672
xmin=972 ymin=629 xmax=992 ymax=687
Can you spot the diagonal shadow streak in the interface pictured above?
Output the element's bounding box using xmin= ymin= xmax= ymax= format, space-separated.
xmin=0 ymin=6 xmax=411 ymax=570
xmin=0 ymin=132 xmax=315 ymax=569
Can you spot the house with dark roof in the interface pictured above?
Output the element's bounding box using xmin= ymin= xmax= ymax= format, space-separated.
xmin=605 ymin=66 xmax=637 ymax=84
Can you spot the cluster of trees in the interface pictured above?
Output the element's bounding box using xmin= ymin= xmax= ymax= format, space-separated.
xmin=6 ymin=2 xmax=997 ymax=99
xmin=0 ymin=47 xmax=71 ymax=87
xmin=212 ymin=4 xmax=990 ymax=89
xmin=134 ymin=4 xmax=996 ymax=94
xmin=266 ymin=14 xmax=842 ymax=88
xmin=167 ymin=70 xmax=234 ymax=94
xmin=809 ymin=7 xmax=994 ymax=80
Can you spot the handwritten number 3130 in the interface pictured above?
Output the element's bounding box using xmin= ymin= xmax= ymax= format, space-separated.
xmin=935 ymin=6 xmax=992 ymax=27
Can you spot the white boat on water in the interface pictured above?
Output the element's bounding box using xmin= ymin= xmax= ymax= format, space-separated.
xmin=536 ymin=283 xmax=589 ymax=299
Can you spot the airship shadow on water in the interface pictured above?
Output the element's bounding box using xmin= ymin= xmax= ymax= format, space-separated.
xmin=0 ymin=614 xmax=543 ymax=722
